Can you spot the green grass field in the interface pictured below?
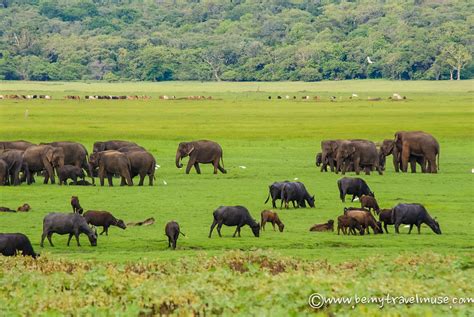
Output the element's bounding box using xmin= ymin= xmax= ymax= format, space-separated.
xmin=0 ymin=80 xmax=473 ymax=315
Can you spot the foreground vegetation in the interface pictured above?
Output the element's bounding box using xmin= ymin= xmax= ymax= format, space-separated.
xmin=0 ymin=0 xmax=472 ymax=81
xmin=0 ymin=80 xmax=473 ymax=315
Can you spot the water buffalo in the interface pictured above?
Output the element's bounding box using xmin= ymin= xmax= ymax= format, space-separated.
xmin=0 ymin=233 xmax=38 ymax=258
xmin=83 ymin=210 xmax=126 ymax=236
xmin=260 ymin=210 xmax=285 ymax=232
xmin=280 ymin=182 xmax=315 ymax=209
xmin=337 ymin=177 xmax=373 ymax=202
xmin=209 ymin=206 xmax=260 ymax=238
xmin=165 ymin=221 xmax=185 ymax=249
xmin=265 ymin=181 xmax=300 ymax=208
xmin=392 ymin=203 xmax=441 ymax=234
xmin=378 ymin=209 xmax=394 ymax=233
xmin=41 ymin=213 xmax=97 ymax=247
xmin=344 ymin=208 xmax=382 ymax=234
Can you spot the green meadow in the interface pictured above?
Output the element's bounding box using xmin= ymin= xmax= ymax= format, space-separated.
xmin=0 ymin=80 xmax=473 ymax=315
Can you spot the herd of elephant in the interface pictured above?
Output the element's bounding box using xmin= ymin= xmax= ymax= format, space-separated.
xmin=315 ymin=131 xmax=440 ymax=174
xmin=0 ymin=139 xmax=227 ymax=186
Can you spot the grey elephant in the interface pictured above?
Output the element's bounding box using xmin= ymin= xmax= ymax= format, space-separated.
xmin=0 ymin=149 xmax=29 ymax=185
xmin=0 ymin=159 xmax=7 ymax=185
xmin=320 ymin=140 xmax=342 ymax=172
xmin=380 ymin=139 xmax=425 ymax=173
xmin=0 ymin=140 xmax=35 ymax=151
xmin=42 ymin=141 xmax=94 ymax=183
xmin=88 ymin=151 xmax=133 ymax=186
xmin=93 ymin=140 xmax=138 ymax=153
xmin=336 ymin=140 xmax=382 ymax=175
xmin=118 ymin=147 xmax=156 ymax=186
xmin=23 ymin=145 xmax=65 ymax=184
xmin=394 ymin=131 xmax=439 ymax=173
xmin=176 ymin=140 xmax=226 ymax=174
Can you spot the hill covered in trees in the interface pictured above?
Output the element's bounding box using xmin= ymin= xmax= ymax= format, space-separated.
xmin=0 ymin=0 xmax=472 ymax=82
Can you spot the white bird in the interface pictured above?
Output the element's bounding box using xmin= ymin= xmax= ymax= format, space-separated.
xmin=353 ymin=197 xmax=359 ymax=201
xmin=471 ymin=168 xmax=474 ymax=174
xmin=352 ymin=93 xmax=358 ymax=97
xmin=294 ymin=177 xmax=298 ymax=180
xmin=163 ymin=180 xmax=167 ymax=185
xmin=367 ymin=56 xmax=374 ymax=64
xmin=239 ymin=166 xmax=246 ymax=169
xmin=155 ymin=164 xmax=160 ymax=169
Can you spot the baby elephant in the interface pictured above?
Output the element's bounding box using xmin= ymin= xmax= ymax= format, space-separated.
xmin=83 ymin=210 xmax=126 ymax=236
xmin=71 ymin=196 xmax=83 ymax=214
xmin=260 ymin=210 xmax=285 ymax=232
xmin=69 ymin=180 xmax=95 ymax=186
xmin=310 ymin=220 xmax=334 ymax=232
xmin=58 ymin=165 xmax=85 ymax=185
xmin=165 ymin=221 xmax=185 ymax=249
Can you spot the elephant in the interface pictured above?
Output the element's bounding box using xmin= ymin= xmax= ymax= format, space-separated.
xmin=0 ymin=159 xmax=7 ymax=185
xmin=121 ymin=149 xmax=156 ymax=186
xmin=42 ymin=142 xmax=94 ymax=183
xmin=0 ymin=140 xmax=35 ymax=151
xmin=394 ymin=131 xmax=439 ymax=173
xmin=320 ymin=140 xmax=342 ymax=172
xmin=23 ymin=145 xmax=65 ymax=184
xmin=315 ymin=152 xmax=330 ymax=171
xmin=336 ymin=140 xmax=382 ymax=175
xmin=0 ymin=149 xmax=29 ymax=185
xmin=380 ymin=139 xmax=425 ymax=173
xmin=88 ymin=151 xmax=133 ymax=186
xmin=176 ymin=140 xmax=226 ymax=174
xmin=93 ymin=140 xmax=138 ymax=153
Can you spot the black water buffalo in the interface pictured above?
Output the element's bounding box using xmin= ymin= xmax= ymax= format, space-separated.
xmin=41 ymin=213 xmax=98 ymax=247
xmin=378 ymin=209 xmax=394 ymax=233
xmin=392 ymin=203 xmax=441 ymax=234
xmin=165 ymin=221 xmax=185 ymax=249
xmin=264 ymin=181 xmax=292 ymax=208
xmin=280 ymin=182 xmax=315 ymax=209
xmin=0 ymin=233 xmax=38 ymax=258
xmin=337 ymin=177 xmax=373 ymax=202
xmin=209 ymin=206 xmax=260 ymax=238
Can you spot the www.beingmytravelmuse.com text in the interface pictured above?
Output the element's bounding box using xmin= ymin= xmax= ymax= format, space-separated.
xmin=308 ymin=293 xmax=474 ymax=309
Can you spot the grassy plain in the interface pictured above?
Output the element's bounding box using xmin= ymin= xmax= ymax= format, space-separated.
xmin=0 ymin=80 xmax=473 ymax=315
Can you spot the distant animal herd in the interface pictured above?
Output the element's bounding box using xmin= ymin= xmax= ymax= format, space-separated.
xmin=0 ymin=130 xmax=442 ymax=259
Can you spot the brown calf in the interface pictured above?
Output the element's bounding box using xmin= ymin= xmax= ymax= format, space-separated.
xmin=360 ymin=195 xmax=380 ymax=213
xmin=337 ymin=215 xmax=362 ymax=235
xmin=17 ymin=203 xmax=31 ymax=212
xmin=310 ymin=220 xmax=334 ymax=232
xmin=378 ymin=208 xmax=394 ymax=233
xmin=260 ymin=210 xmax=285 ymax=232
xmin=71 ymin=196 xmax=83 ymax=214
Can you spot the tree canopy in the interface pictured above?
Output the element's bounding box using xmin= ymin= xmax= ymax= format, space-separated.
xmin=0 ymin=0 xmax=472 ymax=81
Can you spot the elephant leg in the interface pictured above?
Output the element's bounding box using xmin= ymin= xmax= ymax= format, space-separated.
xmin=106 ymin=173 xmax=113 ymax=186
xmin=72 ymin=176 xmax=77 ymax=185
xmin=138 ymin=173 xmax=145 ymax=186
xmin=384 ymin=223 xmax=389 ymax=234
xmin=401 ymin=144 xmax=410 ymax=172
xmin=125 ymin=171 xmax=133 ymax=186
xmin=410 ymin=157 xmax=417 ymax=173
xmin=148 ymin=173 xmax=153 ymax=186
xmin=185 ymin=158 xmax=196 ymax=174
xmin=194 ymin=163 xmax=201 ymax=174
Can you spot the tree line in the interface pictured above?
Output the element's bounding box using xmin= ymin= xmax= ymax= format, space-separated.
xmin=0 ymin=0 xmax=472 ymax=82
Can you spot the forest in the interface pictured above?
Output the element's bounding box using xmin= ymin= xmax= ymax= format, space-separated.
xmin=0 ymin=0 xmax=472 ymax=82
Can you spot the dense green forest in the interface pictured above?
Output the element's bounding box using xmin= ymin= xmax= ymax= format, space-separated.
xmin=0 ymin=0 xmax=472 ymax=82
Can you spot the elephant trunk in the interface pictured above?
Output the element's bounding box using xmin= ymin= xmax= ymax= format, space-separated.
xmin=175 ymin=151 xmax=183 ymax=168
xmin=88 ymin=162 xmax=95 ymax=184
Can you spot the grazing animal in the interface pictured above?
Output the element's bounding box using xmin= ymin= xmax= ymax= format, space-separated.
xmin=310 ymin=220 xmax=334 ymax=232
xmin=0 ymin=207 xmax=16 ymax=212
xmin=280 ymin=182 xmax=315 ymax=209
xmin=165 ymin=221 xmax=185 ymax=249
xmin=260 ymin=210 xmax=285 ymax=232
xmin=71 ymin=196 xmax=83 ymax=214
xmin=378 ymin=209 xmax=394 ymax=233
xmin=17 ymin=204 xmax=31 ymax=212
xmin=265 ymin=181 xmax=303 ymax=208
xmin=344 ymin=208 xmax=382 ymax=235
xmin=391 ymin=203 xmax=441 ymax=234
xmin=337 ymin=215 xmax=363 ymax=235
xmin=360 ymin=195 xmax=380 ymax=213
xmin=41 ymin=213 xmax=98 ymax=247
xmin=0 ymin=233 xmax=38 ymax=258
xmin=337 ymin=177 xmax=373 ymax=202
xmin=58 ymin=165 xmax=85 ymax=185
xmin=209 ymin=206 xmax=260 ymax=238
xmin=83 ymin=210 xmax=126 ymax=236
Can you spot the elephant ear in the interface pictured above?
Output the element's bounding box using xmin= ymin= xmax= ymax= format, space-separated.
xmin=331 ymin=142 xmax=339 ymax=151
xmin=45 ymin=148 xmax=54 ymax=163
